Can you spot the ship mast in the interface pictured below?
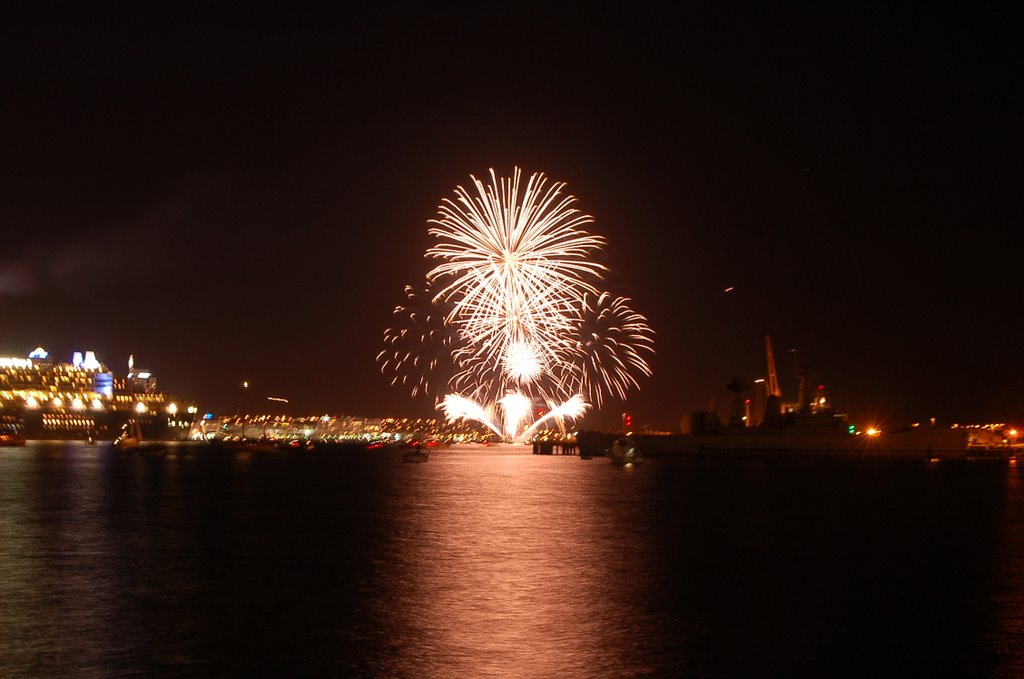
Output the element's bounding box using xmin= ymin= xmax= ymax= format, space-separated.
xmin=765 ymin=335 xmax=781 ymax=397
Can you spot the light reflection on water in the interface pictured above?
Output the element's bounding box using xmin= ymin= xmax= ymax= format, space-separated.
xmin=992 ymin=460 xmax=1024 ymax=677
xmin=1 ymin=442 xmax=1023 ymax=677
xmin=371 ymin=446 xmax=667 ymax=678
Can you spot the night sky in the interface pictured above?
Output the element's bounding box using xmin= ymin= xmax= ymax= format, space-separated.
xmin=1 ymin=8 xmax=1020 ymax=431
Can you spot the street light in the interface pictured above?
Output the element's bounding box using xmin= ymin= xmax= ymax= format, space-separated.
xmin=237 ymin=380 xmax=249 ymax=417
xmin=749 ymin=378 xmax=765 ymax=428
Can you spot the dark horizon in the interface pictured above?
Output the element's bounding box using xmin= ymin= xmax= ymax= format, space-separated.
xmin=2 ymin=8 xmax=1020 ymax=432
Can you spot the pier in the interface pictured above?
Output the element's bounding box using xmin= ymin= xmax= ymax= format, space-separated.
xmin=532 ymin=439 xmax=579 ymax=456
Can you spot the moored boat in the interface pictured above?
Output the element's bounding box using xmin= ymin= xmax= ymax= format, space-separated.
xmin=0 ymin=432 xmax=27 ymax=446
xmin=607 ymin=437 xmax=643 ymax=465
xmin=113 ymin=420 xmax=167 ymax=455
xmin=403 ymin=447 xmax=430 ymax=462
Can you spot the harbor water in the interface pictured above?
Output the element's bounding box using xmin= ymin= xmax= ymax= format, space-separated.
xmin=2 ymin=442 xmax=1023 ymax=677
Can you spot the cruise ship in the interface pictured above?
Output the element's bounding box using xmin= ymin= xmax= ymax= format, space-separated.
xmin=0 ymin=347 xmax=196 ymax=442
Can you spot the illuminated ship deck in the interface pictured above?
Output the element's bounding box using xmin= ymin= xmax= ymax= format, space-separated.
xmin=0 ymin=348 xmax=195 ymax=441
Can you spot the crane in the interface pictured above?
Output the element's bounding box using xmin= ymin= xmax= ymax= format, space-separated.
xmin=762 ymin=335 xmax=785 ymax=424
xmin=765 ymin=335 xmax=781 ymax=398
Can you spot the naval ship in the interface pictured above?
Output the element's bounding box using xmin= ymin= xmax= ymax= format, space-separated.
xmin=579 ymin=336 xmax=1003 ymax=459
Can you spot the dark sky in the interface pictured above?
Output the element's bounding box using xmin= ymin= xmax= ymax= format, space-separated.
xmin=1 ymin=7 xmax=1020 ymax=431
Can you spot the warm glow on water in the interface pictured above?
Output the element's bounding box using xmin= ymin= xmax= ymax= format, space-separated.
xmin=372 ymin=444 xmax=659 ymax=677
xmin=1 ymin=442 xmax=1023 ymax=676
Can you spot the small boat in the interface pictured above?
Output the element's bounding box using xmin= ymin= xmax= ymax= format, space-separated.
xmin=0 ymin=432 xmax=27 ymax=446
xmin=403 ymin=446 xmax=430 ymax=462
xmin=113 ymin=420 xmax=167 ymax=455
xmin=218 ymin=438 xmax=282 ymax=453
xmin=607 ymin=437 xmax=643 ymax=466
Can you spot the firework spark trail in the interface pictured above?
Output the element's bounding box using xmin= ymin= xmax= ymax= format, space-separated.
xmin=428 ymin=169 xmax=606 ymax=332
xmin=377 ymin=284 xmax=463 ymax=400
xmin=437 ymin=394 xmax=503 ymax=438
xmin=570 ymin=292 xmax=655 ymax=408
xmin=498 ymin=392 xmax=532 ymax=441
xmin=518 ymin=395 xmax=589 ymax=441
xmin=380 ymin=167 xmax=655 ymax=440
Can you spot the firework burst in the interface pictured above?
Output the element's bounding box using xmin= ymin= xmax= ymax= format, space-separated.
xmin=377 ymin=283 xmax=464 ymax=400
xmin=565 ymin=292 xmax=655 ymax=409
xmin=380 ymin=167 xmax=655 ymax=440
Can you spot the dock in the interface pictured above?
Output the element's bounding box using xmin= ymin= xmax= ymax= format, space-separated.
xmin=531 ymin=440 xmax=579 ymax=456
xmin=575 ymin=430 xmax=1019 ymax=462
